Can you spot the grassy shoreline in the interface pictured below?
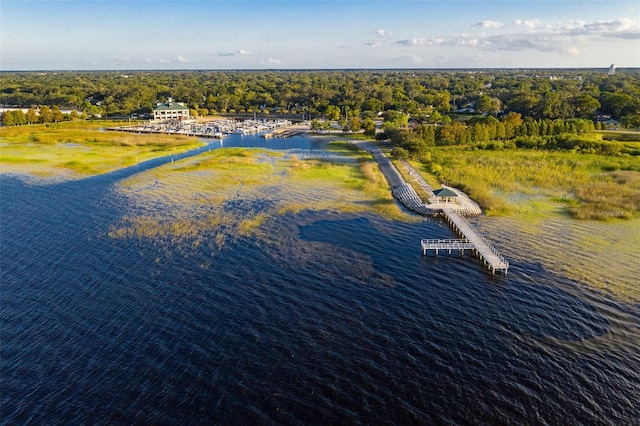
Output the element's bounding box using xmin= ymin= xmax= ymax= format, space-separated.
xmin=109 ymin=144 xmax=416 ymax=254
xmin=0 ymin=121 xmax=204 ymax=180
xmin=2 ymin=123 xmax=638 ymax=301
xmin=421 ymin=146 xmax=640 ymax=221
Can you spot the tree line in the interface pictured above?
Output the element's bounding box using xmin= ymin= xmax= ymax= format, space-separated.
xmin=384 ymin=113 xmax=637 ymax=159
xmin=1 ymin=106 xmax=85 ymax=126
xmin=1 ymin=69 xmax=638 ymax=123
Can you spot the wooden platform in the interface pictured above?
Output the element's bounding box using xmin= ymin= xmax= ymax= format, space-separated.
xmin=421 ymin=239 xmax=475 ymax=255
xmin=348 ymin=140 xmax=509 ymax=275
xmin=439 ymin=208 xmax=509 ymax=275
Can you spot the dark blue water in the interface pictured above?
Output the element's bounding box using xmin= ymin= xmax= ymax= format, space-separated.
xmin=1 ymin=135 xmax=639 ymax=425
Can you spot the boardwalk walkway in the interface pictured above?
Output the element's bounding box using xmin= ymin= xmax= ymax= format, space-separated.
xmin=397 ymin=160 xmax=482 ymax=217
xmin=442 ymin=208 xmax=509 ymax=275
xmin=351 ymin=140 xmax=508 ymax=275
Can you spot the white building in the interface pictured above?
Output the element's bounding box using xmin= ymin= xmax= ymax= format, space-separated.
xmin=153 ymin=98 xmax=189 ymax=121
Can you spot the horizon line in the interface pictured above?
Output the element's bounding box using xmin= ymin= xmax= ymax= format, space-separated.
xmin=1 ymin=66 xmax=636 ymax=73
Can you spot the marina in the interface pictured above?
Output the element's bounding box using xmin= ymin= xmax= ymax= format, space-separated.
xmin=111 ymin=118 xmax=295 ymax=139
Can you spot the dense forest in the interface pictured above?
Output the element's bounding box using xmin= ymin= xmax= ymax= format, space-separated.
xmin=1 ymin=69 xmax=639 ymax=156
xmin=1 ymin=69 xmax=638 ymax=120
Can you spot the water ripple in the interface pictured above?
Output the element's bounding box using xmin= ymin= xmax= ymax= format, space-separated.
xmin=2 ymin=165 xmax=639 ymax=425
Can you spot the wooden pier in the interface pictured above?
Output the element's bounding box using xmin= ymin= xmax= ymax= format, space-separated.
xmin=421 ymin=239 xmax=475 ymax=255
xmin=348 ymin=140 xmax=509 ymax=275
xmin=435 ymin=207 xmax=509 ymax=275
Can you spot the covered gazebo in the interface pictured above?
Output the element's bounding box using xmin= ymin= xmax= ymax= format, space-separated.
xmin=433 ymin=188 xmax=458 ymax=203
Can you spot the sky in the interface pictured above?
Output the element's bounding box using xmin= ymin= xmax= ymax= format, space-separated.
xmin=1 ymin=0 xmax=639 ymax=70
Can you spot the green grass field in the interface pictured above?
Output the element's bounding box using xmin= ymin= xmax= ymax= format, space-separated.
xmin=0 ymin=121 xmax=204 ymax=180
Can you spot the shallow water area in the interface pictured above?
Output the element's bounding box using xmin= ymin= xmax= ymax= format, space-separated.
xmin=1 ymin=133 xmax=639 ymax=424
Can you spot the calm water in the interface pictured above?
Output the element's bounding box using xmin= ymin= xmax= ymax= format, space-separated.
xmin=1 ymin=134 xmax=639 ymax=425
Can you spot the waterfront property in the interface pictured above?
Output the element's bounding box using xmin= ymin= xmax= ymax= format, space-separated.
xmin=153 ymin=98 xmax=190 ymax=121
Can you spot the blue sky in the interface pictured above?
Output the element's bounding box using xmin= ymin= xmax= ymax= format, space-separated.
xmin=2 ymin=0 xmax=639 ymax=70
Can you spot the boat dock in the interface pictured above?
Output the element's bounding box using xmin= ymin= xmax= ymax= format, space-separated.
xmin=111 ymin=118 xmax=293 ymax=139
xmin=438 ymin=208 xmax=509 ymax=275
xmin=351 ymin=140 xmax=509 ymax=275
xmin=263 ymin=123 xmax=310 ymax=139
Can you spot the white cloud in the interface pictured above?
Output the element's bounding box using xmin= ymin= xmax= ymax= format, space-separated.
xmin=410 ymin=55 xmax=424 ymax=64
xmin=175 ymin=55 xmax=188 ymax=63
xmin=267 ymin=57 xmax=281 ymax=65
xmin=567 ymin=46 xmax=580 ymax=56
xmin=515 ymin=19 xmax=541 ymax=29
xmin=476 ymin=20 xmax=504 ymax=29
xmin=463 ymin=38 xmax=479 ymax=47
xmin=237 ymin=49 xmax=252 ymax=56
xmin=568 ymin=17 xmax=640 ymax=38
xmin=394 ymin=16 xmax=640 ymax=57
xmin=367 ymin=41 xmax=383 ymax=48
xmin=397 ymin=37 xmax=436 ymax=46
xmin=375 ymin=29 xmax=392 ymax=37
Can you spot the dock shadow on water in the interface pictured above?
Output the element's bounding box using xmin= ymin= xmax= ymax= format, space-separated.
xmin=1 ymin=134 xmax=639 ymax=425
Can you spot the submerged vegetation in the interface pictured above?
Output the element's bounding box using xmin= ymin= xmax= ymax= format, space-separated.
xmin=109 ymin=144 xmax=414 ymax=254
xmin=0 ymin=121 xmax=203 ymax=180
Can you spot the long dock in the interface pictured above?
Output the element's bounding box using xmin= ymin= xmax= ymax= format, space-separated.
xmin=439 ymin=207 xmax=509 ymax=275
xmin=349 ymin=140 xmax=509 ymax=275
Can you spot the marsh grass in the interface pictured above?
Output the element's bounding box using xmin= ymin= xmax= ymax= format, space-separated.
xmin=0 ymin=121 xmax=204 ymax=180
xmin=598 ymin=130 xmax=640 ymax=142
xmin=477 ymin=215 xmax=640 ymax=303
xmin=110 ymin=146 xmax=414 ymax=253
xmin=424 ymin=148 xmax=640 ymax=220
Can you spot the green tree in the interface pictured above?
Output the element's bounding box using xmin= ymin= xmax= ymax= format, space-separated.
xmin=348 ymin=116 xmax=361 ymax=133
xmin=324 ymin=105 xmax=341 ymax=120
xmin=2 ymin=111 xmax=15 ymax=126
xmin=362 ymin=117 xmax=376 ymax=137
xmin=390 ymin=147 xmax=409 ymax=159
xmin=14 ymin=110 xmax=26 ymax=125
xmin=621 ymin=114 xmax=640 ymax=129
xmin=39 ymin=106 xmax=53 ymax=123
xmin=475 ymin=94 xmax=494 ymax=115
xmin=571 ymin=94 xmax=600 ymax=118
xmin=51 ymin=105 xmax=64 ymax=123
xmin=436 ymin=121 xmax=466 ymax=145
xmin=26 ymin=108 xmax=38 ymax=124
xmin=502 ymin=112 xmax=523 ymax=138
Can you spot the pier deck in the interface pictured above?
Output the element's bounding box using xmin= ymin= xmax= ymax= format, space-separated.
xmin=440 ymin=208 xmax=509 ymax=275
xmin=421 ymin=239 xmax=475 ymax=254
xmin=349 ymin=140 xmax=509 ymax=275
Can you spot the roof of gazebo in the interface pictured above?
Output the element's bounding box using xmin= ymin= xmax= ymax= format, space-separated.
xmin=434 ymin=188 xmax=458 ymax=198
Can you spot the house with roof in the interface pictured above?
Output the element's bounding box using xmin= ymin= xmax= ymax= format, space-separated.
xmin=153 ymin=98 xmax=189 ymax=121
xmin=433 ymin=188 xmax=458 ymax=203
